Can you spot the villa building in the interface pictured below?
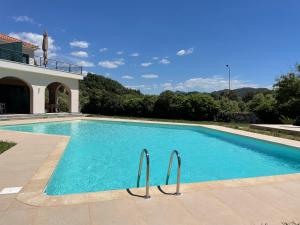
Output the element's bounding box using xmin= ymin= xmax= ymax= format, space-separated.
xmin=0 ymin=33 xmax=83 ymax=114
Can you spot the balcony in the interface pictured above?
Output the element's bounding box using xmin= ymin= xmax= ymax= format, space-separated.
xmin=0 ymin=47 xmax=83 ymax=75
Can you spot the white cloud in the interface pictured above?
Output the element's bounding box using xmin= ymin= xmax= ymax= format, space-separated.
xmin=127 ymin=76 xmax=261 ymax=94
xmin=176 ymin=48 xmax=194 ymax=56
xmin=130 ymin=52 xmax=139 ymax=57
xmin=163 ymin=76 xmax=259 ymax=92
xmin=141 ymin=62 xmax=152 ymax=67
xmin=117 ymin=51 xmax=124 ymax=55
xmin=70 ymin=40 xmax=89 ymax=48
xmin=98 ymin=59 xmax=125 ymax=69
xmin=82 ymin=70 xmax=89 ymax=76
xmin=141 ymin=74 xmax=159 ymax=79
xmin=71 ymin=51 xmax=88 ymax=58
xmin=77 ymin=60 xmax=95 ymax=67
xmin=9 ymin=32 xmax=58 ymax=58
xmin=152 ymin=56 xmax=159 ymax=60
xmin=122 ymin=75 xmax=134 ymax=79
xmin=159 ymin=58 xmax=170 ymax=65
xmin=12 ymin=16 xmax=34 ymax=23
xmin=99 ymin=48 xmax=108 ymax=52
xmin=12 ymin=16 xmax=41 ymax=26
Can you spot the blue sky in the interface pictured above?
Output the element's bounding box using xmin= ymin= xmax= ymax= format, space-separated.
xmin=1 ymin=0 xmax=300 ymax=94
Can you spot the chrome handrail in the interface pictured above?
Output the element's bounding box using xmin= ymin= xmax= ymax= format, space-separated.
xmin=136 ymin=149 xmax=150 ymax=199
xmin=166 ymin=150 xmax=181 ymax=195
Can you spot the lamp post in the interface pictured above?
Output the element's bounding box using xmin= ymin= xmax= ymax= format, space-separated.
xmin=226 ymin=65 xmax=231 ymax=94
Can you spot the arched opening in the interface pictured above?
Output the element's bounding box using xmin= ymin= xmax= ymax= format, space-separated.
xmin=45 ymin=82 xmax=71 ymax=113
xmin=0 ymin=77 xmax=32 ymax=114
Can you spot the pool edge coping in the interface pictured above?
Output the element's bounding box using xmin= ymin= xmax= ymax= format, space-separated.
xmin=0 ymin=116 xmax=298 ymax=206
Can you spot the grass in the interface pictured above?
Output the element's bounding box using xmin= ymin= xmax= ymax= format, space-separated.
xmin=0 ymin=141 xmax=16 ymax=154
xmin=88 ymin=114 xmax=300 ymax=142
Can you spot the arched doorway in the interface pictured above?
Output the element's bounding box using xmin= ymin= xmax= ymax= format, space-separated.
xmin=0 ymin=77 xmax=32 ymax=114
xmin=45 ymin=82 xmax=71 ymax=113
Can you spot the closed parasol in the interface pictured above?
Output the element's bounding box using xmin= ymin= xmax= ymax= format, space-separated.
xmin=42 ymin=31 xmax=48 ymax=66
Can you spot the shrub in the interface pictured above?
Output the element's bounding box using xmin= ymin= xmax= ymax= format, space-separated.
xmin=294 ymin=117 xmax=300 ymax=126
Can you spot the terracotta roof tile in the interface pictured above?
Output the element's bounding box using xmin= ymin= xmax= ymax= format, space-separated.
xmin=0 ymin=33 xmax=39 ymax=49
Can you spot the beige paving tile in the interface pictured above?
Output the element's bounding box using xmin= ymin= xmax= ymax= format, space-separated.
xmin=8 ymin=198 xmax=37 ymax=210
xmin=133 ymin=195 xmax=198 ymax=225
xmin=0 ymin=195 xmax=15 ymax=211
xmin=89 ymin=198 xmax=146 ymax=225
xmin=272 ymin=180 xmax=300 ymax=198
xmin=241 ymin=185 xmax=300 ymax=220
xmin=210 ymin=188 xmax=291 ymax=224
xmin=0 ymin=209 xmax=37 ymax=225
xmin=178 ymin=190 xmax=249 ymax=225
xmin=33 ymin=205 xmax=90 ymax=225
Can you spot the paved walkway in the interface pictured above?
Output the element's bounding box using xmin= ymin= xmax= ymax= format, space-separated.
xmin=0 ymin=119 xmax=300 ymax=225
xmin=251 ymin=124 xmax=300 ymax=136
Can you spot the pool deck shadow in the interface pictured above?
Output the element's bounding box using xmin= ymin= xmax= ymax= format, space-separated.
xmin=1 ymin=116 xmax=300 ymax=225
xmin=126 ymin=188 xmax=146 ymax=198
xmin=157 ymin=185 xmax=178 ymax=195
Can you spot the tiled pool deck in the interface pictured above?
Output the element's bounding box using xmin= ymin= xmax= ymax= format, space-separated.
xmin=0 ymin=117 xmax=300 ymax=225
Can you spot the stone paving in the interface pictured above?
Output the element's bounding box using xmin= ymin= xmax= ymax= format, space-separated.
xmin=251 ymin=124 xmax=300 ymax=136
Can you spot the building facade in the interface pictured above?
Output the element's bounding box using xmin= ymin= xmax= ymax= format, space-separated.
xmin=0 ymin=33 xmax=83 ymax=114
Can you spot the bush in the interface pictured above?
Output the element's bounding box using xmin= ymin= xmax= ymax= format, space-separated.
xmin=274 ymin=72 xmax=300 ymax=119
xmin=294 ymin=117 xmax=300 ymax=126
xmin=279 ymin=115 xmax=296 ymax=124
xmin=248 ymin=93 xmax=278 ymax=123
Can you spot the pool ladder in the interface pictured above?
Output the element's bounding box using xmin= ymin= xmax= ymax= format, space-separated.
xmin=136 ymin=149 xmax=181 ymax=199
xmin=166 ymin=150 xmax=181 ymax=195
xmin=137 ymin=149 xmax=150 ymax=199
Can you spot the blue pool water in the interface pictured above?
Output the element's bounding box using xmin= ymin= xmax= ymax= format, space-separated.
xmin=1 ymin=120 xmax=300 ymax=195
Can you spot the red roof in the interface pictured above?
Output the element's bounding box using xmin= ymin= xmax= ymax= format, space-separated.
xmin=0 ymin=33 xmax=39 ymax=49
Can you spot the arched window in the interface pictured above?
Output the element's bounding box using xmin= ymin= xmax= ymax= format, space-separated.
xmin=45 ymin=82 xmax=71 ymax=113
xmin=0 ymin=77 xmax=32 ymax=114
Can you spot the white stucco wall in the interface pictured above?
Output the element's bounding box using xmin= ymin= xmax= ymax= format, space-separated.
xmin=0 ymin=60 xmax=83 ymax=114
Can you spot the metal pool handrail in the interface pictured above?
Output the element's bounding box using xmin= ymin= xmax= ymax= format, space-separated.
xmin=136 ymin=149 xmax=150 ymax=199
xmin=166 ymin=150 xmax=181 ymax=195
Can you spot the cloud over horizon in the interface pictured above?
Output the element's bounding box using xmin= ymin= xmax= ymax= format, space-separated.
xmin=141 ymin=74 xmax=159 ymax=79
xmin=98 ymin=59 xmax=125 ymax=69
xmin=70 ymin=40 xmax=89 ymax=48
xmin=176 ymin=48 xmax=194 ymax=56
xmin=71 ymin=51 xmax=88 ymax=58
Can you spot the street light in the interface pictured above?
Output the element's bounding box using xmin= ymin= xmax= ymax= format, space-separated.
xmin=226 ymin=65 xmax=231 ymax=92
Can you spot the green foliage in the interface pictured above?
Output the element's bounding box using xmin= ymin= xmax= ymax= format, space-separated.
xmin=79 ymin=69 xmax=300 ymax=124
xmin=0 ymin=141 xmax=15 ymax=154
xmin=248 ymin=93 xmax=277 ymax=123
xmin=182 ymin=93 xmax=219 ymax=120
xmin=294 ymin=117 xmax=300 ymax=126
xmin=215 ymin=97 xmax=241 ymax=122
xmin=279 ymin=115 xmax=296 ymax=124
xmin=57 ymin=87 xmax=69 ymax=112
xmin=273 ymin=72 xmax=300 ymax=119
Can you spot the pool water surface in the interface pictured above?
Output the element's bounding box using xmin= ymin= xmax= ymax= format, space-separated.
xmin=1 ymin=120 xmax=300 ymax=195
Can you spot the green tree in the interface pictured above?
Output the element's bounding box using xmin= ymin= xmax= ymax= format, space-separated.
xmin=215 ymin=97 xmax=241 ymax=122
xmin=248 ymin=93 xmax=277 ymax=123
xmin=273 ymin=72 xmax=300 ymax=119
xmin=183 ymin=93 xmax=219 ymax=120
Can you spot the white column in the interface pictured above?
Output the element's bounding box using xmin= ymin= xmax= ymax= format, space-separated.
xmin=32 ymin=85 xmax=45 ymax=114
xmin=70 ymin=89 xmax=79 ymax=113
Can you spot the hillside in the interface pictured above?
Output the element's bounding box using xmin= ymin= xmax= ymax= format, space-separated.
xmin=80 ymin=73 xmax=141 ymax=96
xmin=211 ymin=87 xmax=270 ymax=98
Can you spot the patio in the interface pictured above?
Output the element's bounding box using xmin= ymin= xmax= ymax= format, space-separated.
xmin=0 ymin=118 xmax=300 ymax=225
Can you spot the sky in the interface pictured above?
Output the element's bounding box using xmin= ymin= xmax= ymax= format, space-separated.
xmin=1 ymin=0 xmax=300 ymax=94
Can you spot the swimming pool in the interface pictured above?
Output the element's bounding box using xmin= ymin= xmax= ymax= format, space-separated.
xmin=1 ymin=119 xmax=300 ymax=195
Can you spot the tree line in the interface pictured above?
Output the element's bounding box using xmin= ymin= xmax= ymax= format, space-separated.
xmin=80 ymin=65 xmax=300 ymax=124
